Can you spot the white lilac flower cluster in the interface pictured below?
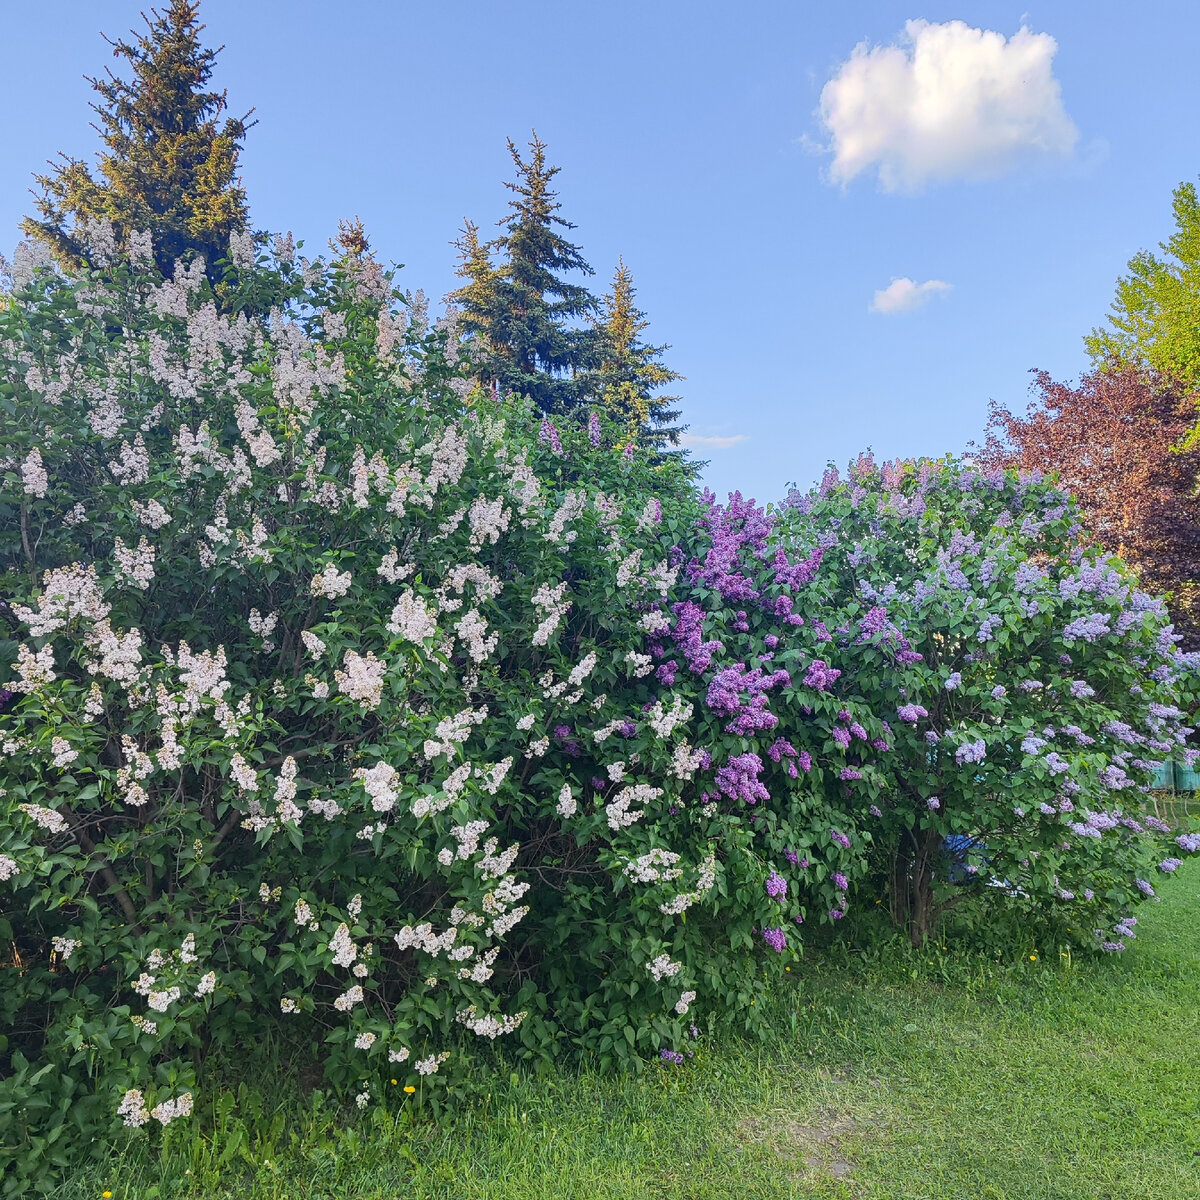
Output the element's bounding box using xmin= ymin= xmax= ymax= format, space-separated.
xmin=659 ymin=855 xmax=718 ymax=916
xmin=334 ymin=649 xmax=386 ymax=710
xmin=386 ymin=590 xmax=438 ymax=643
xmin=647 ymin=953 xmax=683 ymax=982
xmin=624 ymin=848 xmax=683 ymax=883
xmin=456 ymin=1005 xmax=527 ymax=1039
xmin=531 ymin=581 xmax=572 ymax=646
xmin=311 ymin=563 xmax=353 ymax=598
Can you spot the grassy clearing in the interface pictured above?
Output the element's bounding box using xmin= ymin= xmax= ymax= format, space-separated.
xmin=64 ymin=857 xmax=1200 ymax=1200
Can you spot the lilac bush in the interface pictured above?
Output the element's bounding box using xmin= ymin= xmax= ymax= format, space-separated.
xmin=771 ymin=456 xmax=1200 ymax=946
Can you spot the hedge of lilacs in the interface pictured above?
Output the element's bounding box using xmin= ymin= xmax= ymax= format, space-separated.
xmin=0 ymin=228 xmax=1197 ymax=1189
xmin=0 ymin=228 xmax=881 ymax=1185
xmin=770 ymin=456 xmax=1200 ymax=946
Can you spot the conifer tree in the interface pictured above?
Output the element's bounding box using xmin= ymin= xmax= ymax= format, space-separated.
xmin=451 ymin=218 xmax=503 ymax=371
xmin=451 ymin=133 xmax=597 ymax=412
xmin=588 ymin=256 xmax=686 ymax=454
xmin=22 ymin=1 xmax=252 ymax=281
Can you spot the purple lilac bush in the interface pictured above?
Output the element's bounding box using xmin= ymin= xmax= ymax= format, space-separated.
xmin=770 ymin=455 xmax=1200 ymax=946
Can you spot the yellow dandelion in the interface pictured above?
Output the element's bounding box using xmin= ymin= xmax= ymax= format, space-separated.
xmin=1029 ymin=954 xmax=1037 ymax=961
xmin=390 ymin=1078 xmax=398 ymax=1085
xmin=404 ymin=1085 xmax=416 ymax=1094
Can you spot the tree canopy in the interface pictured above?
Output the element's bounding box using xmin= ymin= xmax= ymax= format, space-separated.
xmin=22 ymin=0 xmax=252 ymax=283
xmin=451 ymin=133 xmax=596 ymax=414
xmin=591 ymin=257 xmax=686 ymax=455
xmin=1086 ymin=177 xmax=1200 ymax=399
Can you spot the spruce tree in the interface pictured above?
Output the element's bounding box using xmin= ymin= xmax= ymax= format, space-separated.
xmin=22 ymin=0 xmax=252 ymax=281
xmin=588 ymin=257 xmax=686 ymax=454
xmin=450 ymin=133 xmax=597 ymax=413
xmin=451 ymin=218 xmax=503 ymax=375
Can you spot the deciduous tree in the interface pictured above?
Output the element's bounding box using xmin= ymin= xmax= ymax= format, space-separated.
xmin=981 ymin=366 xmax=1200 ymax=645
xmin=1086 ymin=177 xmax=1200 ymax=397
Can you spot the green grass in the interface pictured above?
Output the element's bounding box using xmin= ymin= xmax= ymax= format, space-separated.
xmin=64 ymin=859 xmax=1200 ymax=1200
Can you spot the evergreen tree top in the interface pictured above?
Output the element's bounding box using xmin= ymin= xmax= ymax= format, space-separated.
xmin=449 ymin=132 xmax=598 ymax=413
xmin=23 ymin=0 xmax=252 ymax=282
xmin=495 ymin=132 xmax=594 ymax=316
xmin=600 ymin=257 xmax=673 ymax=365
xmin=591 ymin=256 xmax=687 ymax=458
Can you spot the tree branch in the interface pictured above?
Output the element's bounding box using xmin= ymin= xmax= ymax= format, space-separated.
xmin=66 ymin=814 xmax=144 ymax=935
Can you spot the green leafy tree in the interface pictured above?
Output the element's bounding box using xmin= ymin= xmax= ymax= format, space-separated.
xmin=451 ymin=133 xmax=597 ymax=412
xmin=588 ymin=257 xmax=686 ymax=455
xmin=1086 ymin=177 xmax=1200 ymax=396
xmin=22 ymin=0 xmax=252 ymax=283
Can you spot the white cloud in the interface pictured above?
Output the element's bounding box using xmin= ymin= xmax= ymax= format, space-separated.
xmin=819 ymin=19 xmax=1078 ymax=192
xmin=679 ymin=433 xmax=748 ymax=450
xmin=870 ymin=277 xmax=952 ymax=315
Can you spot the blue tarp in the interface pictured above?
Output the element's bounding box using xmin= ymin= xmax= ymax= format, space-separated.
xmin=942 ymin=834 xmax=988 ymax=883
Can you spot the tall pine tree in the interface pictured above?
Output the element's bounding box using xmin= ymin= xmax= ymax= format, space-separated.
xmin=451 ymin=133 xmax=597 ymax=413
xmin=23 ymin=0 xmax=252 ymax=281
xmin=588 ymin=256 xmax=685 ymax=454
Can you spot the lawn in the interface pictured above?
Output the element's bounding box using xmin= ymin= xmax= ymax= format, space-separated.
xmin=66 ymin=857 xmax=1200 ymax=1200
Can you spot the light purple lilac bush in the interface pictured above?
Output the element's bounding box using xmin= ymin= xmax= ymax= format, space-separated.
xmin=770 ymin=454 xmax=1200 ymax=946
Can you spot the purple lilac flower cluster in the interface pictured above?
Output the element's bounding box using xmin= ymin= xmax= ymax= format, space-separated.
xmin=803 ymin=659 xmax=841 ymax=691
xmin=670 ymin=600 xmax=723 ymax=674
xmin=768 ymin=738 xmax=809 ymax=777
xmin=706 ymin=662 xmax=790 ymax=736
xmin=714 ymin=753 xmax=769 ymax=805
xmin=760 ymin=927 xmax=786 ymax=953
xmin=955 ymin=738 xmax=986 ymax=766
xmin=1062 ymin=612 xmax=1112 ymax=643
xmin=687 ymin=491 xmax=774 ymax=603
xmin=538 ymin=416 xmax=562 ymax=454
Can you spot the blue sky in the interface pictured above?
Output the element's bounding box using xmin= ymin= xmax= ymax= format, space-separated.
xmin=3 ymin=2 xmax=1199 ymax=502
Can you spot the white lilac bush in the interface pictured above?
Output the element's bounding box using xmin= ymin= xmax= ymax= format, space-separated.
xmin=0 ymin=228 xmax=879 ymax=1186
xmin=770 ymin=455 xmax=1200 ymax=946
